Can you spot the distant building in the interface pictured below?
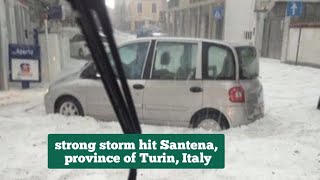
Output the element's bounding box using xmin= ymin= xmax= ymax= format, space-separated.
xmin=1 ymin=0 xmax=39 ymax=90
xmin=4 ymin=0 xmax=35 ymax=44
xmin=255 ymin=0 xmax=320 ymax=67
xmin=112 ymin=0 xmax=130 ymax=31
xmin=112 ymin=0 xmax=167 ymax=32
xmin=165 ymin=0 xmax=257 ymax=42
xmin=165 ymin=0 xmax=226 ymax=39
xmin=58 ymin=0 xmax=77 ymax=27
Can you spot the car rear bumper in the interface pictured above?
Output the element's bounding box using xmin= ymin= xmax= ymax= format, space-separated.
xmin=225 ymin=103 xmax=264 ymax=127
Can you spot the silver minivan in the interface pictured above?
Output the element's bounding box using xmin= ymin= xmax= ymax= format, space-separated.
xmin=45 ymin=37 xmax=264 ymax=130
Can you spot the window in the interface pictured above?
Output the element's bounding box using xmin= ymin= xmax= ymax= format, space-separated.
xmin=190 ymin=0 xmax=208 ymax=4
xmin=71 ymin=34 xmax=85 ymax=42
xmin=244 ymin=31 xmax=253 ymax=40
xmin=152 ymin=3 xmax=157 ymax=13
xmin=70 ymin=36 xmax=77 ymax=42
xmin=203 ymin=44 xmax=235 ymax=80
xmin=168 ymin=0 xmax=179 ymax=8
xmin=81 ymin=43 xmax=150 ymax=79
xmin=137 ymin=3 xmax=142 ymax=13
xmin=152 ymin=42 xmax=197 ymax=80
xmin=291 ymin=3 xmax=320 ymax=23
xmin=77 ymin=35 xmax=85 ymax=42
xmin=236 ymin=47 xmax=259 ymax=79
xmin=118 ymin=42 xmax=149 ymax=79
xmin=80 ymin=62 xmax=98 ymax=79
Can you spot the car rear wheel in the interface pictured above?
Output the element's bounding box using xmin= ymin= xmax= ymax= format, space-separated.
xmin=198 ymin=119 xmax=222 ymax=131
xmin=190 ymin=109 xmax=230 ymax=131
xmin=55 ymin=97 xmax=84 ymax=116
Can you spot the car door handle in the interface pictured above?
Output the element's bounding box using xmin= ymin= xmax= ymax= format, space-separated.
xmin=190 ymin=86 xmax=203 ymax=93
xmin=133 ymin=84 xmax=145 ymax=90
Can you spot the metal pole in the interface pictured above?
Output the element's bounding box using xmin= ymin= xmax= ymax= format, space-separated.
xmin=44 ymin=19 xmax=50 ymax=80
xmin=295 ymin=27 xmax=302 ymax=65
xmin=0 ymin=0 xmax=9 ymax=90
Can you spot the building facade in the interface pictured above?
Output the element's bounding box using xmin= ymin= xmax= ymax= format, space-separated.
xmin=1 ymin=0 xmax=37 ymax=90
xmin=126 ymin=0 xmax=167 ymax=32
xmin=255 ymin=0 xmax=320 ymax=67
xmin=164 ymin=0 xmax=256 ymax=42
xmin=0 ymin=0 xmax=62 ymax=90
xmin=165 ymin=0 xmax=225 ymax=39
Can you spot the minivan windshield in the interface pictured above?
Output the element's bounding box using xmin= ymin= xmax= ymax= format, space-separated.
xmin=236 ymin=47 xmax=259 ymax=80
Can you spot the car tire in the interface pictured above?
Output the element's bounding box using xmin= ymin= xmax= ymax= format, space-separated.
xmin=78 ymin=48 xmax=84 ymax=58
xmin=55 ymin=96 xmax=84 ymax=116
xmin=191 ymin=110 xmax=229 ymax=131
xmin=317 ymin=96 xmax=320 ymax=110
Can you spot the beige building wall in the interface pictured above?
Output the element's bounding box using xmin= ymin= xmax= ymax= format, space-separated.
xmin=127 ymin=0 xmax=167 ymax=32
xmin=166 ymin=0 xmax=225 ymax=39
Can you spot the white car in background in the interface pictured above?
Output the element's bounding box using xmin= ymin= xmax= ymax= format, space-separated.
xmin=70 ymin=33 xmax=108 ymax=58
xmin=69 ymin=34 xmax=89 ymax=58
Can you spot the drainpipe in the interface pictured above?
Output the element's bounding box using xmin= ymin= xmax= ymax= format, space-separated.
xmin=281 ymin=16 xmax=291 ymax=63
xmin=0 ymin=0 xmax=9 ymax=90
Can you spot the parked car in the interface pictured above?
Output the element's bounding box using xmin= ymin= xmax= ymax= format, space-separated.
xmin=70 ymin=33 xmax=108 ymax=58
xmin=137 ymin=27 xmax=167 ymax=38
xmin=45 ymin=37 xmax=264 ymax=130
xmin=70 ymin=34 xmax=89 ymax=58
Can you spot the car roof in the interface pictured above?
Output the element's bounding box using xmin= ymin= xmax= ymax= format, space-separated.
xmin=119 ymin=37 xmax=255 ymax=49
xmin=229 ymin=42 xmax=256 ymax=48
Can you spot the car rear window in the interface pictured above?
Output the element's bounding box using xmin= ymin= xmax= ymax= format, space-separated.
xmin=202 ymin=43 xmax=236 ymax=80
xmin=236 ymin=47 xmax=259 ymax=80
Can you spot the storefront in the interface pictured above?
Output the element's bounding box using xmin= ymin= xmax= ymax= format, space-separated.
xmin=0 ymin=0 xmax=34 ymax=90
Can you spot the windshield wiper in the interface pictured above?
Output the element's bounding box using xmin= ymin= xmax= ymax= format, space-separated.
xmin=67 ymin=0 xmax=142 ymax=179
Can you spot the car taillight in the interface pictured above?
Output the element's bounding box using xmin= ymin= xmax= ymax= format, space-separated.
xmin=229 ymin=86 xmax=245 ymax=103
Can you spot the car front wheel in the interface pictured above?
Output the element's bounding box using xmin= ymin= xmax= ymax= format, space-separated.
xmin=55 ymin=97 xmax=84 ymax=116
